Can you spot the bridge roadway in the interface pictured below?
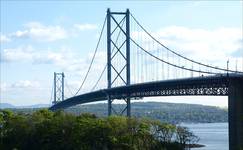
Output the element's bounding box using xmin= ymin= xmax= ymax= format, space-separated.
xmin=50 ymin=73 xmax=241 ymax=110
xmin=50 ymin=73 xmax=243 ymax=150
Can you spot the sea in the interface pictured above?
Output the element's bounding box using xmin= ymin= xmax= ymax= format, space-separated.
xmin=183 ymin=123 xmax=228 ymax=150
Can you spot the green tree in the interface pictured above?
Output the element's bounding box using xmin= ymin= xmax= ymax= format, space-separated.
xmin=176 ymin=125 xmax=199 ymax=148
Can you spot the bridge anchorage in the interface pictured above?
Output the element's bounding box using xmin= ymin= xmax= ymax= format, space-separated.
xmin=49 ymin=9 xmax=243 ymax=150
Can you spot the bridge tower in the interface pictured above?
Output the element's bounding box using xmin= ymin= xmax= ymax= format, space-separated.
xmin=52 ymin=72 xmax=65 ymax=105
xmin=107 ymin=8 xmax=131 ymax=117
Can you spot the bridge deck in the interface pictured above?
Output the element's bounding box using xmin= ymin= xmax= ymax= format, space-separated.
xmin=50 ymin=74 xmax=243 ymax=111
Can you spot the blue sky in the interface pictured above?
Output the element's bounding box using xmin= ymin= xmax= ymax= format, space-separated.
xmin=1 ymin=1 xmax=242 ymax=106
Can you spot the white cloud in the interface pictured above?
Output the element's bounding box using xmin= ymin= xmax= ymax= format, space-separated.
xmin=1 ymin=45 xmax=69 ymax=65
xmin=74 ymin=23 xmax=98 ymax=31
xmin=2 ymin=22 xmax=99 ymax=43
xmin=11 ymin=80 xmax=41 ymax=89
xmin=11 ymin=22 xmax=68 ymax=42
xmin=2 ymin=45 xmax=34 ymax=62
xmin=14 ymin=30 xmax=28 ymax=37
xmin=0 ymin=80 xmax=50 ymax=106
xmin=0 ymin=45 xmax=106 ymax=79
xmin=0 ymin=82 xmax=8 ymax=92
xmin=0 ymin=34 xmax=11 ymax=43
xmin=159 ymin=26 xmax=241 ymax=52
xmin=1 ymin=80 xmax=41 ymax=92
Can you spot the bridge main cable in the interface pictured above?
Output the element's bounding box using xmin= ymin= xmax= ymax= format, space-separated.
xmin=130 ymin=37 xmax=217 ymax=75
xmin=130 ymin=13 xmax=243 ymax=74
xmin=74 ymin=16 xmax=107 ymax=96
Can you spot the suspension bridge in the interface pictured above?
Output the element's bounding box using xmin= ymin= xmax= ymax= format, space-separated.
xmin=49 ymin=9 xmax=243 ymax=150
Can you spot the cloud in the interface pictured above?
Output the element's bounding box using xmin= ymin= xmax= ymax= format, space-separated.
xmin=0 ymin=34 xmax=11 ymax=43
xmin=11 ymin=80 xmax=40 ymax=89
xmin=231 ymin=39 xmax=243 ymax=58
xmin=1 ymin=45 xmax=68 ymax=64
xmin=0 ymin=45 xmax=105 ymax=78
xmin=74 ymin=24 xmax=98 ymax=31
xmin=2 ymin=22 xmax=99 ymax=43
xmin=0 ymin=80 xmax=50 ymax=106
xmin=1 ymin=80 xmax=41 ymax=93
xmin=11 ymin=22 xmax=68 ymax=42
xmin=1 ymin=45 xmax=43 ymax=63
xmin=0 ymin=83 xmax=8 ymax=92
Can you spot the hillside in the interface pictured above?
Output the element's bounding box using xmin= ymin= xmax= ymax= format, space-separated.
xmin=0 ymin=103 xmax=50 ymax=109
xmin=65 ymin=102 xmax=228 ymax=123
xmin=0 ymin=103 xmax=15 ymax=109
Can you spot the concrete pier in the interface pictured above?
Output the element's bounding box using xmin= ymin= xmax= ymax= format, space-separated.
xmin=228 ymin=78 xmax=243 ymax=150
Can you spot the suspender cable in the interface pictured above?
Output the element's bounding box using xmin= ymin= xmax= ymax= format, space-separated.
xmin=74 ymin=16 xmax=107 ymax=96
xmin=167 ymin=48 xmax=169 ymax=79
xmin=65 ymin=79 xmax=74 ymax=96
xmin=49 ymin=82 xmax=54 ymax=105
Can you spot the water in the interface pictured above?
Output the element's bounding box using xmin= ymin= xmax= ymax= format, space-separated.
xmin=183 ymin=123 xmax=228 ymax=150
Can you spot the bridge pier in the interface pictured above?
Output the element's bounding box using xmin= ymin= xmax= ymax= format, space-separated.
xmin=228 ymin=79 xmax=243 ymax=150
xmin=127 ymin=98 xmax=131 ymax=117
xmin=108 ymin=97 xmax=112 ymax=116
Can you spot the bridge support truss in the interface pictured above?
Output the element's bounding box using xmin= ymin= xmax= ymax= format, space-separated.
xmin=107 ymin=9 xmax=131 ymax=117
xmin=53 ymin=72 xmax=65 ymax=105
xmin=228 ymin=78 xmax=243 ymax=150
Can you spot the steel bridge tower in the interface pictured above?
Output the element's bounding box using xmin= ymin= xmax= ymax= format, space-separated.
xmin=52 ymin=72 xmax=65 ymax=105
xmin=107 ymin=9 xmax=131 ymax=117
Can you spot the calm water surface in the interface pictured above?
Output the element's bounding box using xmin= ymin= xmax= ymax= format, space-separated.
xmin=183 ymin=123 xmax=228 ymax=150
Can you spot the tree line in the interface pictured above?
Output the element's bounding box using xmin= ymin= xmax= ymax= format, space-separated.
xmin=0 ymin=109 xmax=200 ymax=150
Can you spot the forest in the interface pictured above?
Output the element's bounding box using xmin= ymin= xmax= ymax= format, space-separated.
xmin=0 ymin=109 xmax=201 ymax=150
